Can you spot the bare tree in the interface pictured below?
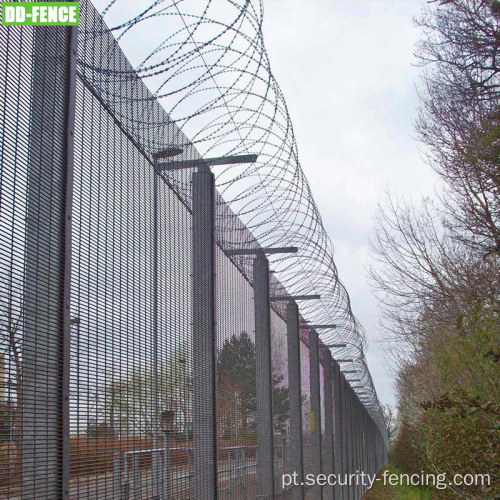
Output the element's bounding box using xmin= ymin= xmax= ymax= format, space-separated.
xmin=416 ymin=0 xmax=500 ymax=255
xmin=370 ymin=194 xmax=500 ymax=425
xmin=372 ymin=3 xmax=500 ymax=492
xmin=370 ymin=195 xmax=500 ymax=344
xmin=415 ymin=0 xmax=500 ymax=256
xmin=381 ymin=404 xmax=398 ymax=445
xmin=0 ymin=279 xmax=23 ymax=447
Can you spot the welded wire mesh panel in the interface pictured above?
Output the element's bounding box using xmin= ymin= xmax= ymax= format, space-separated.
xmin=215 ymin=202 xmax=258 ymax=500
xmin=91 ymin=0 xmax=389 ymax=463
xmin=319 ymin=358 xmax=333 ymax=486
xmin=72 ymin=74 xmax=153 ymax=497
xmin=69 ymin=1 xmax=199 ymax=498
xmin=0 ymin=16 xmax=74 ymax=498
xmin=319 ymin=360 xmax=326 ymax=472
xmin=0 ymin=22 xmax=33 ymax=498
xmin=320 ymin=363 xmax=325 ymax=438
xmin=269 ymin=304 xmax=290 ymax=496
xmin=300 ymin=340 xmax=312 ymax=477
xmin=156 ymin=175 xmax=193 ymax=499
xmin=319 ymin=348 xmax=335 ymax=494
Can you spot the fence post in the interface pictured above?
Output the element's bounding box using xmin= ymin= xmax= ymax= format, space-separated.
xmin=322 ymin=350 xmax=334 ymax=500
xmin=254 ymin=254 xmax=275 ymax=499
xmin=368 ymin=416 xmax=372 ymax=487
xmin=309 ymin=329 xmax=322 ymax=499
xmin=332 ymin=363 xmax=343 ymax=500
xmin=22 ymin=23 xmax=77 ymax=499
xmin=192 ymin=168 xmax=218 ymax=500
xmin=287 ymin=301 xmax=304 ymax=500
xmin=152 ymin=150 xmax=160 ymax=500
xmin=352 ymin=398 xmax=357 ymax=500
xmin=347 ymin=384 xmax=354 ymax=500
xmin=359 ymin=411 xmax=363 ymax=497
xmin=349 ymin=387 xmax=356 ymax=500
xmin=355 ymin=400 xmax=361 ymax=499
xmin=282 ymin=431 xmax=287 ymax=476
xmin=362 ymin=412 xmax=370 ymax=494
xmin=339 ymin=373 xmax=350 ymax=500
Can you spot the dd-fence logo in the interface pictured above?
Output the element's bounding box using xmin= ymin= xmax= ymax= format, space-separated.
xmin=2 ymin=2 xmax=79 ymax=26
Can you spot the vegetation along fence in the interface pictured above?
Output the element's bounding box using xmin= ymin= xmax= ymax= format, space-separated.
xmin=0 ymin=0 xmax=388 ymax=498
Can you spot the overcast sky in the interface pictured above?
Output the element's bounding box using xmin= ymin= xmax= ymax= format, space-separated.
xmin=262 ymin=0 xmax=438 ymax=406
xmin=94 ymin=0 xmax=440 ymax=407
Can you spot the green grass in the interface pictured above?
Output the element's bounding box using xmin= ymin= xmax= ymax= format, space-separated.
xmin=363 ymin=465 xmax=433 ymax=500
xmin=389 ymin=465 xmax=432 ymax=499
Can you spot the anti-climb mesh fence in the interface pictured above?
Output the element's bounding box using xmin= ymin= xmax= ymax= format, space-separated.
xmin=0 ymin=1 xmax=388 ymax=498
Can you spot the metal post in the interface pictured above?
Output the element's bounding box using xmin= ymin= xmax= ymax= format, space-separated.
xmin=340 ymin=375 xmax=350 ymax=500
xmin=309 ymin=329 xmax=322 ymax=499
xmin=368 ymin=420 xmax=373 ymax=479
xmin=287 ymin=301 xmax=304 ymax=500
xmin=152 ymin=156 xmax=160 ymax=500
xmin=354 ymin=395 xmax=360 ymax=499
xmin=322 ymin=351 xmax=334 ymax=500
xmin=254 ymin=254 xmax=275 ymax=499
xmin=351 ymin=398 xmax=357 ymax=500
xmin=332 ymin=363 xmax=343 ymax=500
xmin=349 ymin=388 xmax=356 ymax=500
xmin=365 ymin=422 xmax=368 ymax=496
xmin=365 ymin=420 xmax=370 ymax=481
xmin=361 ymin=407 xmax=366 ymax=497
xmin=192 ymin=168 xmax=218 ymax=500
xmin=23 ymin=23 xmax=77 ymax=499
xmin=62 ymin=23 xmax=78 ymax=500
xmin=354 ymin=400 xmax=360 ymax=500
xmin=346 ymin=385 xmax=354 ymax=500
xmin=358 ymin=406 xmax=363 ymax=498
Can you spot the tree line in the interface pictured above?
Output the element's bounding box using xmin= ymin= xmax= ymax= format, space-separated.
xmin=371 ymin=1 xmax=500 ymax=498
xmin=88 ymin=332 xmax=289 ymax=442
